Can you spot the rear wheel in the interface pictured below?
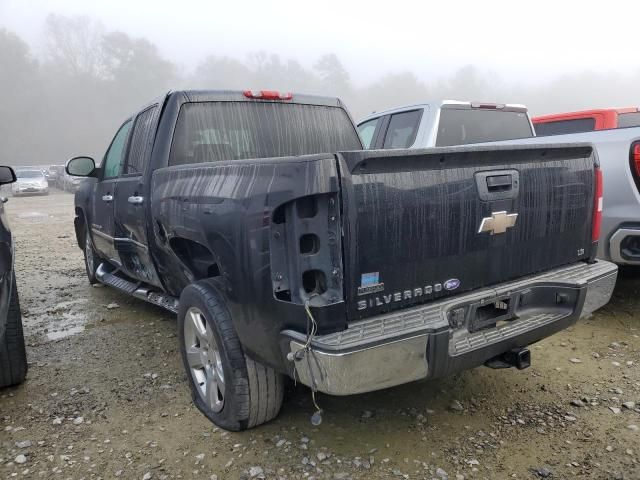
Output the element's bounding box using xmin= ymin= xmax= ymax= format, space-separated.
xmin=83 ymin=231 xmax=99 ymax=285
xmin=0 ymin=274 xmax=27 ymax=388
xmin=178 ymin=280 xmax=284 ymax=431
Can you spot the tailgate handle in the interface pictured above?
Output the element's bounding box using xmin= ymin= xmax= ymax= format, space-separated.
xmin=476 ymin=170 xmax=519 ymax=201
xmin=486 ymin=174 xmax=513 ymax=191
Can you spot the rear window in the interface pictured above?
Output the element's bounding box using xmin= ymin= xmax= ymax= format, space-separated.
xmin=436 ymin=108 xmax=533 ymax=146
xmin=169 ymin=101 xmax=362 ymax=166
xmin=534 ymin=118 xmax=596 ymax=136
xmin=618 ymin=112 xmax=640 ymax=128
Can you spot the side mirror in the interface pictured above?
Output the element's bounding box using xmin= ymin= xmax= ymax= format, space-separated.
xmin=0 ymin=166 xmax=16 ymax=185
xmin=66 ymin=157 xmax=96 ymax=177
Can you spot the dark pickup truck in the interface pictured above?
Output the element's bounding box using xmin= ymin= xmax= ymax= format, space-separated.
xmin=68 ymin=90 xmax=617 ymax=431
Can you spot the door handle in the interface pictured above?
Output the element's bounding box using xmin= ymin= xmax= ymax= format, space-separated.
xmin=128 ymin=196 xmax=144 ymax=205
xmin=102 ymin=194 xmax=113 ymax=202
xmin=486 ymin=175 xmax=513 ymax=192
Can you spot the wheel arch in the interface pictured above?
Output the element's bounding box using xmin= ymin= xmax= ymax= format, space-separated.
xmin=168 ymin=236 xmax=223 ymax=282
xmin=74 ymin=206 xmax=88 ymax=249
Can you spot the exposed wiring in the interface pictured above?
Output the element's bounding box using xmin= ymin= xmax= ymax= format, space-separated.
xmin=303 ymin=295 xmax=324 ymax=424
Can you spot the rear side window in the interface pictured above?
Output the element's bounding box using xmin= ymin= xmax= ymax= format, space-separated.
xmin=357 ymin=118 xmax=380 ymax=149
xmin=436 ymin=108 xmax=533 ymax=146
xmin=534 ymin=118 xmax=596 ymax=136
xmin=125 ymin=106 xmax=158 ymax=175
xmin=382 ymin=110 xmax=422 ymax=149
xmin=618 ymin=112 xmax=640 ymax=128
xmin=169 ymin=101 xmax=362 ymax=166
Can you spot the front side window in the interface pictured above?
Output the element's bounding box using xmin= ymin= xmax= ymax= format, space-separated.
xmin=383 ymin=110 xmax=422 ymax=149
xmin=357 ymin=117 xmax=380 ymax=149
xmin=168 ymin=101 xmax=362 ymax=166
xmin=103 ymin=120 xmax=133 ymax=179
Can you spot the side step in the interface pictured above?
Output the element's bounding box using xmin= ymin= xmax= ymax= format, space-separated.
xmin=96 ymin=263 xmax=179 ymax=314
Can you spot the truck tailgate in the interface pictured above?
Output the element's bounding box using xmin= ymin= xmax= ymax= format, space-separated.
xmin=338 ymin=145 xmax=597 ymax=320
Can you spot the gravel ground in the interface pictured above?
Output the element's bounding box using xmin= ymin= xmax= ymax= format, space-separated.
xmin=1 ymin=190 xmax=639 ymax=480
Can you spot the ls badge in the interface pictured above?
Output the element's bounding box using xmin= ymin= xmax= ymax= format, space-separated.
xmin=478 ymin=211 xmax=518 ymax=235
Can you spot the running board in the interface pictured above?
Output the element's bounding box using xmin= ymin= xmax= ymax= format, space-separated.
xmin=95 ymin=263 xmax=179 ymax=314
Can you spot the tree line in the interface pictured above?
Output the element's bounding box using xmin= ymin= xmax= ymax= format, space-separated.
xmin=2 ymin=14 xmax=639 ymax=166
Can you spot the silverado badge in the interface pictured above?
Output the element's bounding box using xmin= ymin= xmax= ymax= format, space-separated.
xmin=478 ymin=211 xmax=518 ymax=235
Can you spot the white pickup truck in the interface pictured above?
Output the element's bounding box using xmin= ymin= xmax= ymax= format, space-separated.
xmin=356 ymin=100 xmax=535 ymax=149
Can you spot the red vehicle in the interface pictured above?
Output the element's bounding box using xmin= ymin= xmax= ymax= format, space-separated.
xmin=533 ymin=107 xmax=640 ymax=136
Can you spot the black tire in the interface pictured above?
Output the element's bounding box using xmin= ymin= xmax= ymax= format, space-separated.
xmin=83 ymin=229 xmax=99 ymax=285
xmin=178 ymin=280 xmax=284 ymax=431
xmin=0 ymin=274 xmax=27 ymax=388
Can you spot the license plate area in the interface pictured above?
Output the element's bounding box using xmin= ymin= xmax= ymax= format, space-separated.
xmin=470 ymin=296 xmax=516 ymax=333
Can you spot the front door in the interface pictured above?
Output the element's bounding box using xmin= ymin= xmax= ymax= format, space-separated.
xmin=90 ymin=119 xmax=133 ymax=263
xmin=113 ymin=105 xmax=162 ymax=286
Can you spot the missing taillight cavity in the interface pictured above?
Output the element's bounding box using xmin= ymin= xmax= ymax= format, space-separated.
xmin=299 ymin=234 xmax=320 ymax=255
xmin=296 ymin=196 xmax=318 ymax=219
xmin=302 ymin=269 xmax=327 ymax=295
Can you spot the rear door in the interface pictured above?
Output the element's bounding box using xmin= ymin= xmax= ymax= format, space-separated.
xmin=380 ymin=109 xmax=423 ymax=149
xmin=113 ymin=105 xmax=162 ymax=286
xmin=90 ymin=119 xmax=133 ymax=263
xmin=338 ymin=145 xmax=597 ymax=320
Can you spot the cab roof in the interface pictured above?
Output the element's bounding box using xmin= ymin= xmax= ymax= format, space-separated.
xmin=533 ymin=107 xmax=640 ymax=123
xmin=359 ymin=100 xmax=528 ymax=124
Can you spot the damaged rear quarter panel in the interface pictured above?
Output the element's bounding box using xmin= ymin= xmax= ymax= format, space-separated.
xmin=150 ymin=154 xmax=344 ymax=368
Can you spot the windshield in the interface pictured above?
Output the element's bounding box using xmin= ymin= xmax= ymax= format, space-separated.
xmin=436 ymin=108 xmax=533 ymax=147
xmin=16 ymin=170 xmax=44 ymax=179
xmin=169 ymin=101 xmax=362 ymax=166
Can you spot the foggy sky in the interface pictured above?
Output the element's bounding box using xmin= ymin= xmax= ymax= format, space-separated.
xmin=2 ymin=0 xmax=639 ymax=86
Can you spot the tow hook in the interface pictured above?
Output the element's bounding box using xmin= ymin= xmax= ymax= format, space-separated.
xmin=485 ymin=347 xmax=531 ymax=370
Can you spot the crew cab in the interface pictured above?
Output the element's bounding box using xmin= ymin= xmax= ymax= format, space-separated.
xmin=0 ymin=166 xmax=28 ymax=388
xmin=357 ymin=100 xmax=535 ymax=149
xmin=533 ymin=107 xmax=640 ymax=136
xmin=68 ymin=90 xmax=617 ymax=431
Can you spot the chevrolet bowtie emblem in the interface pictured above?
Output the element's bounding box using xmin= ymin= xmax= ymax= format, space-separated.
xmin=478 ymin=211 xmax=518 ymax=235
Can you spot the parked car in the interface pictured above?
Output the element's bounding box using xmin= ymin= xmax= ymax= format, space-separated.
xmin=11 ymin=168 xmax=49 ymax=196
xmin=482 ymin=126 xmax=640 ymax=266
xmin=61 ymin=171 xmax=84 ymax=192
xmin=48 ymin=165 xmax=64 ymax=187
xmin=0 ymin=166 xmax=28 ymax=388
xmin=533 ymin=107 xmax=640 ymax=136
xmin=67 ymin=89 xmax=616 ymax=430
xmin=357 ymin=100 xmax=535 ymax=149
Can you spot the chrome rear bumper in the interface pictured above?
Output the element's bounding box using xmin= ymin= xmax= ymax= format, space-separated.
xmin=283 ymin=261 xmax=617 ymax=396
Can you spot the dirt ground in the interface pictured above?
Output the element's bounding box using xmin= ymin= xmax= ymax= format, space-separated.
xmin=0 ymin=190 xmax=638 ymax=480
